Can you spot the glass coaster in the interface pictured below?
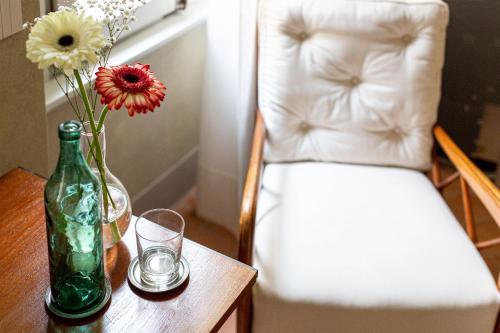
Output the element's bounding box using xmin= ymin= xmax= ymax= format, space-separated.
xmin=45 ymin=278 xmax=112 ymax=319
xmin=127 ymin=255 xmax=189 ymax=293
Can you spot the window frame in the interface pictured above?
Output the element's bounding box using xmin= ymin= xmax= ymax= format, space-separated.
xmin=48 ymin=0 xmax=188 ymax=41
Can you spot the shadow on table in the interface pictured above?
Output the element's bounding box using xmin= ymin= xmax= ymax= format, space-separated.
xmin=45 ymin=305 xmax=108 ymax=333
xmin=105 ymin=241 xmax=131 ymax=290
xmin=128 ymin=276 xmax=190 ymax=302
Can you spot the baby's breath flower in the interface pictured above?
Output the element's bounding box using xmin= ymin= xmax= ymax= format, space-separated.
xmin=74 ymin=0 xmax=144 ymax=23
xmin=73 ymin=0 xmax=145 ymax=45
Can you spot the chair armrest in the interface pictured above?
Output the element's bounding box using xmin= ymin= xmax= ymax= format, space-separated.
xmin=238 ymin=110 xmax=266 ymax=265
xmin=434 ymin=126 xmax=500 ymax=226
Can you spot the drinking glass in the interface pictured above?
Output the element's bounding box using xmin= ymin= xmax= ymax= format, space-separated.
xmin=135 ymin=209 xmax=185 ymax=285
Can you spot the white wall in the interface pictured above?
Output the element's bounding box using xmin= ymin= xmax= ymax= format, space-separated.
xmin=196 ymin=0 xmax=257 ymax=235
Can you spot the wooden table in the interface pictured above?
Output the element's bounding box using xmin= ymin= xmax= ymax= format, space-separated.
xmin=0 ymin=168 xmax=257 ymax=333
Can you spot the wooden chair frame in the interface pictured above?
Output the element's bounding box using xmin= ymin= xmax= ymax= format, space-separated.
xmin=237 ymin=110 xmax=500 ymax=333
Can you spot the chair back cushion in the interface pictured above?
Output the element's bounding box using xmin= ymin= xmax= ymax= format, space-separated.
xmin=258 ymin=0 xmax=449 ymax=170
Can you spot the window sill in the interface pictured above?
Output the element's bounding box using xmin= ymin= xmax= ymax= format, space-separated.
xmin=45 ymin=0 xmax=207 ymax=112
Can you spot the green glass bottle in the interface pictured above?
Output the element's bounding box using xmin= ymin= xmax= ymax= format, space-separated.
xmin=44 ymin=121 xmax=109 ymax=318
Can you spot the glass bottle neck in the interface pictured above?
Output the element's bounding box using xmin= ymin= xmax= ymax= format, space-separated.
xmin=57 ymin=139 xmax=86 ymax=166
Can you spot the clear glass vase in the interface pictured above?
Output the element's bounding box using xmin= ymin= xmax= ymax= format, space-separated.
xmin=81 ymin=122 xmax=132 ymax=249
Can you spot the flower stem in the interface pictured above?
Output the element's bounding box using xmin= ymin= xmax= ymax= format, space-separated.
xmin=97 ymin=105 xmax=109 ymax=130
xmin=74 ymin=70 xmax=121 ymax=243
xmin=85 ymin=105 xmax=109 ymax=165
xmin=109 ymin=219 xmax=121 ymax=243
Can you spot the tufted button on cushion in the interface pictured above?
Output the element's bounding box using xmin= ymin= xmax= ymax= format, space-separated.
xmin=298 ymin=32 xmax=308 ymax=40
xmin=350 ymin=76 xmax=361 ymax=86
xmin=298 ymin=122 xmax=311 ymax=133
xmin=387 ymin=126 xmax=407 ymax=142
xmin=393 ymin=126 xmax=405 ymax=137
xmin=402 ymin=34 xmax=414 ymax=44
xmin=258 ymin=0 xmax=449 ymax=170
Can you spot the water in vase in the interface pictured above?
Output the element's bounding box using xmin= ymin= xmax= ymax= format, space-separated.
xmin=102 ymin=185 xmax=130 ymax=247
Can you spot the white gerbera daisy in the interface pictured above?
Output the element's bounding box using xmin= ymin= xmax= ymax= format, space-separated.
xmin=26 ymin=10 xmax=105 ymax=75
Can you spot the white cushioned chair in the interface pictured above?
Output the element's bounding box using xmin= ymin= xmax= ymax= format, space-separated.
xmin=237 ymin=0 xmax=500 ymax=332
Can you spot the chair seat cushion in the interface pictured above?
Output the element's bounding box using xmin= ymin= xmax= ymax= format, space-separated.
xmin=253 ymin=162 xmax=499 ymax=333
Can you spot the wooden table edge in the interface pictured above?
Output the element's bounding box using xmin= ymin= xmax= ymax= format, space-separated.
xmin=210 ymin=267 xmax=257 ymax=333
xmin=12 ymin=166 xmax=48 ymax=180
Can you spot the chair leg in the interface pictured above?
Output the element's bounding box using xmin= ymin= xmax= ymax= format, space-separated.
xmin=460 ymin=176 xmax=477 ymax=242
xmin=431 ymin=144 xmax=441 ymax=188
xmin=237 ymin=292 xmax=252 ymax=333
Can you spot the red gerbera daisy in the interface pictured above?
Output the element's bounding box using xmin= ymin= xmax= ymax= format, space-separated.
xmin=95 ymin=64 xmax=166 ymax=116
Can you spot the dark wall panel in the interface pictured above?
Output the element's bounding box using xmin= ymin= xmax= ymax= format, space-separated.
xmin=439 ymin=0 xmax=500 ymax=155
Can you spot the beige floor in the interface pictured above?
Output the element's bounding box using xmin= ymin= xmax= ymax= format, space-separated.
xmin=174 ymin=165 xmax=500 ymax=333
xmin=173 ymin=189 xmax=238 ymax=259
